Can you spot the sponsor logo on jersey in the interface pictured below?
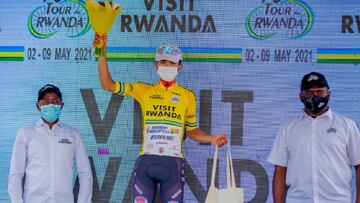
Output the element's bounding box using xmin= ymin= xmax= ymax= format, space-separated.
xmin=146 ymin=126 xmax=170 ymax=134
xmin=171 ymin=95 xmax=180 ymax=103
xmin=150 ymin=134 xmax=175 ymax=141
xmin=170 ymin=128 xmax=180 ymax=134
xmin=150 ymin=94 xmax=164 ymax=99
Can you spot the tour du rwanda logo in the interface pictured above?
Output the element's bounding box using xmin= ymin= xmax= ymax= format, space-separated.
xmin=246 ymin=0 xmax=314 ymax=39
xmin=28 ymin=0 xmax=90 ymax=38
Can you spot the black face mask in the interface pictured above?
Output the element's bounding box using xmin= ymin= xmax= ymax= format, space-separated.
xmin=302 ymin=95 xmax=329 ymax=113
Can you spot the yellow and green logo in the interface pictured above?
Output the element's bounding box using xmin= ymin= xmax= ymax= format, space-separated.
xmin=246 ymin=0 xmax=314 ymax=39
xmin=28 ymin=0 xmax=90 ymax=38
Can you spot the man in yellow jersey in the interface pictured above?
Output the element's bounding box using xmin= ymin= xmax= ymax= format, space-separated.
xmin=94 ymin=34 xmax=228 ymax=203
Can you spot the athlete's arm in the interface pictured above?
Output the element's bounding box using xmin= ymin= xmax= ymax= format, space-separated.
xmin=186 ymin=128 xmax=228 ymax=147
xmin=272 ymin=165 xmax=287 ymax=203
xmin=94 ymin=34 xmax=116 ymax=92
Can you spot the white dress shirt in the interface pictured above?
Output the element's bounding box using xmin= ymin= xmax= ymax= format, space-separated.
xmin=8 ymin=119 xmax=93 ymax=203
xmin=268 ymin=109 xmax=360 ymax=203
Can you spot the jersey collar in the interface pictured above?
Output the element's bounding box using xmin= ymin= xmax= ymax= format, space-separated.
xmin=160 ymin=79 xmax=176 ymax=87
xmin=301 ymin=107 xmax=333 ymax=121
xmin=36 ymin=118 xmax=63 ymax=128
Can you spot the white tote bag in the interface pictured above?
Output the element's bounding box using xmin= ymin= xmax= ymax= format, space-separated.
xmin=205 ymin=144 xmax=244 ymax=203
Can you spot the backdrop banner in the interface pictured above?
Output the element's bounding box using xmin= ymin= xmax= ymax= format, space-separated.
xmin=1 ymin=0 xmax=359 ymax=202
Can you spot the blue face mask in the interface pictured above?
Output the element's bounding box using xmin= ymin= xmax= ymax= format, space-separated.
xmin=40 ymin=104 xmax=62 ymax=123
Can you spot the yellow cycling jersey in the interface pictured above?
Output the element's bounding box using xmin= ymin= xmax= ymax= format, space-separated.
xmin=114 ymin=81 xmax=198 ymax=158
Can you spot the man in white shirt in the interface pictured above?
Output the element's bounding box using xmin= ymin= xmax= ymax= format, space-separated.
xmin=268 ymin=72 xmax=360 ymax=203
xmin=8 ymin=84 xmax=93 ymax=203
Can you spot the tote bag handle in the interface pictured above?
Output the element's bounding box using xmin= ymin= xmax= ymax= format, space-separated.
xmin=210 ymin=145 xmax=218 ymax=187
xmin=210 ymin=143 xmax=236 ymax=188
xmin=227 ymin=143 xmax=236 ymax=188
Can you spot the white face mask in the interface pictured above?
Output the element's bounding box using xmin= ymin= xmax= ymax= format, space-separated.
xmin=157 ymin=66 xmax=178 ymax=82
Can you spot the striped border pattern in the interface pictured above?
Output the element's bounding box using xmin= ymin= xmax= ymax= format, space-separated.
xmin=185 ymin=121 xmax=197 ymax=128
xmin=317 ymin=48 xmax=360 ymax=64
xmin=97 ymin=47 xmax=242 ymax=63
xmin=145 ymin=119 xmax=183 ymax=128
xmin=0 ymin=46 xmax=24 ymax=61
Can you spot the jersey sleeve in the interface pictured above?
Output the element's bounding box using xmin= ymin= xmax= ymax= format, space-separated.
xmin=113 ymin=81 xmax=148 ymax=102
xmin=347 ymin=120 xmax=360 ymax=166
xmin=267 ymin=123 xmax=290 ymax=167
xmin=185 ymin=91 xmax=198 ymax=130
xmin=8 ymin=128 xmax=27 ymax=203
xmin=74 ymin=131 xmax=93 ymax=203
